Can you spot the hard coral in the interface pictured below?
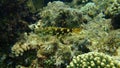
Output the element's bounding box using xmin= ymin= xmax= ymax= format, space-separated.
xmin=67 ymin=52 xmax=120 ymax=68
xmin=10 ymin=0 xmax=120 ymax=68
xmin=40 ymin=1 xmax=83 ymax=28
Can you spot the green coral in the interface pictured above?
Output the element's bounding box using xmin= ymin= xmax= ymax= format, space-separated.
xmin=67 ymin=52 xmax=120 ymax=68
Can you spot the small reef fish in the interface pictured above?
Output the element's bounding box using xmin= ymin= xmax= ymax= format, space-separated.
xmin=42 ymin=27 xmax=83 ymax=35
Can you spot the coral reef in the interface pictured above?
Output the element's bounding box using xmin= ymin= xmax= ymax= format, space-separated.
xmin=40 ymin=1 xmax=83 ymax=28
xmin=104 ymin=2 xmax=120 ymax=17
xmin=92 ymin=0 xmax=120 ymax=18
xmin=67 ymin=52 xmax=120 ymax=68
xmin=11 ymin=25 xmax=86 ymax=67
xmin=1 ymin=0 xmax=120 ymax=67
xmin=11 ymin=16 xmax=120 ymax=67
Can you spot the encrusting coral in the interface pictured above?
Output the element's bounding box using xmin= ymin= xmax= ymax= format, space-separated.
xmin=67 ymin=52 xmax=120 ymax=68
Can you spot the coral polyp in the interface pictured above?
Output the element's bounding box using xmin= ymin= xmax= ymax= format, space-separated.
xmin=67 ymin=52 xmax=120 ymax=68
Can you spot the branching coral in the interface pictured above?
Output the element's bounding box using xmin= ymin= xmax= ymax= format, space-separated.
xmin=98 ymin=29 xmax=120 ymax=55
xmin=104 ymin=1 xmax=120 ymax=17
xmin=92 ymin=0 xmax=120 ymax=18
xmin=80 ymin=2 xmax=97 ymax=17
xmin=40 ymin=1 xmax=83 ymax=28
xmin=67 ymin=52 xmax=120 ymax=68
xmin=11 ymin=33 xmax=42 ymax=56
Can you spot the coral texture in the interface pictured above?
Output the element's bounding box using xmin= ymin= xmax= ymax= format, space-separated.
xmin=40 ymin=1 xmax=83 ymax=28
xmin=10 ymin=0 xmax=120 ymax=68
xmin=67 ymin=52 xmax=120 ymax=68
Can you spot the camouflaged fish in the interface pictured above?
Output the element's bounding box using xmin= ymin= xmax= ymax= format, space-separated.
xmin=39 ymin=27 xmax=83 ymax=36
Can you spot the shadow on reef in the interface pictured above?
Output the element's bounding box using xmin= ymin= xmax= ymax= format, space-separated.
xmin=111 ymin=13 xmax=120 ymax=29
xmin=0 ymin=0 xmax=40 ymax=67
xmin=0 ymin=0 xmax=40 ymax=52
xmin=1 ymin=49 xmax=36 ymax=68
